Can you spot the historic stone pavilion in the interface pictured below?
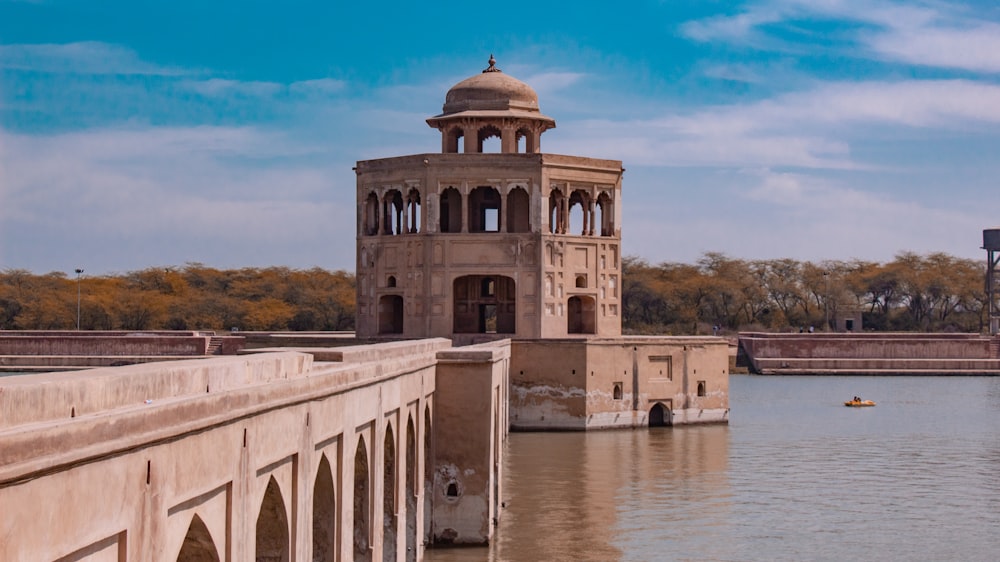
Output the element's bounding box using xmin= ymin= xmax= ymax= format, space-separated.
xmin=355 ymin=55 xmax=624 ymax=341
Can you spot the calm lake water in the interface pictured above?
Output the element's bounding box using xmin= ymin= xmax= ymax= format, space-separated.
xmin=426 ymin=375 xmax=1000 ymax=562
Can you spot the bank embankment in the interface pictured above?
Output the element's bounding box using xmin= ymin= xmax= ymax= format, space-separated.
xmin=738 ymin=332 xmax=1000 ymax=375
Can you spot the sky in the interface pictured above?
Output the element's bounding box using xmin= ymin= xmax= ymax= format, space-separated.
xmin=2 ymin=0 xmax=1000 ymax=276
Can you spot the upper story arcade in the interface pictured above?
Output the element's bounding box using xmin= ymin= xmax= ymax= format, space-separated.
xmin=354 ymin=56 xmax=624 ymax=341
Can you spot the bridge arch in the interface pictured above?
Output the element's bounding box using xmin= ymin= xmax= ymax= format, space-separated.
xmin=176 ymin=513 xmax=220 ymax=562
xmin=312 ymin=454 xmax=336 ymax=562
xmin=354 ymin=436 xmax=372 ymax=562
xmin=255 ymin=476 xmax=290 ymax=562
xmin=405 ymin=415 xmax=417 ymax=561
xmin=383 ymin=422 xmax=397 ymax=562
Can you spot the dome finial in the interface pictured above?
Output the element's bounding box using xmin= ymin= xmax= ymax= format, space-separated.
xmin=483 ymin=54 xmax=502 ymax=73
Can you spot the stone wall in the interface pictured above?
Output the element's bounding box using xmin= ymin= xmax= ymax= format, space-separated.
xmin=739 ymin=332 xmax=1000 ymax=374
xmin=509 ymin=337 xmax=730 ymax=430
xmin=0 ymin=345 xmax=442 ymax=561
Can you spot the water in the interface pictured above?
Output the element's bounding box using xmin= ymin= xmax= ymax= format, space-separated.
xmin=426 ymin=375 xmax=1000 ymax=561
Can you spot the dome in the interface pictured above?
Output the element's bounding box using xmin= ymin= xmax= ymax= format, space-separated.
xmin=439 ymin=55 xmax=541 ymax=115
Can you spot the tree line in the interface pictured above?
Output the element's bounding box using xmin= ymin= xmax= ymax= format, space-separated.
xmin=623 ymin=252 xmax=989 ymax=334
xmin=0 ymin=265 xmax=356 ymax=331
xmin=0 ymin=251 xmax=990 ymax=333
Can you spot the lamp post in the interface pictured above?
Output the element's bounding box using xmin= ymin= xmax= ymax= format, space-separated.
xmin=74 ymin=268 xmax=84 ymax=330
xmin=823 ymin=271 xmax=830 ymax=331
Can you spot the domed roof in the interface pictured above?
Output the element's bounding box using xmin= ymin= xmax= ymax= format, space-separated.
xmin=442 ymin=55 xmax=540 ymax=114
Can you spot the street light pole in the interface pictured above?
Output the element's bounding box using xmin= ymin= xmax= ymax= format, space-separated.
xmin=75 ymin=268 xmax=84 ymax=330
xmin=823 ymin=271 xmax=830 ymax=331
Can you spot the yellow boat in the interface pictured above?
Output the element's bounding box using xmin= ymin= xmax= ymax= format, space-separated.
xmin=844 ymin=399 xmax=876 ymax=407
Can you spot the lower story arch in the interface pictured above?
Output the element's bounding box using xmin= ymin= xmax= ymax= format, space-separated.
xmin=452 ymin=275 xmax=515 ymax=334
xmin=567 ymin=295 xmax=596 ymax=334
xmin=649 ymin=402 xmax=672 ymax=427
xmin=379 ymin=295 xmax=403 ymax=334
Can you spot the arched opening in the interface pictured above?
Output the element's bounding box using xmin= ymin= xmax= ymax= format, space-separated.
xmin=575 ymin=275 xmax=587 ymax=289
xmin=313 ymin=455 xmax=336 ymax=562
xmin=364 ymin=192 xmax=380 ymax=236
xmin=439 ymin=187 xmax=462 ymax=233
xmin=568 ymin=190 xmax=590 ymax=236
xmin=478 ymin=124 xmax=502 ymax=153
xmin=383 ymin=424 xmax=397 ymax=562
xmin=386 ymin=276 xmax=396 ymax=288
xmin=597 ymin=191 xmax=614 ymax=236
xmin=176 ymin=514 xmax=220 ymax=562
xmin=256 ymin=477 xmax=290 ymax=562
xmin=613 ymin=383 xmax=623 ymax=400
xmin=406 ymin=188 xmax=421 ymax=233
xmin=548 ymin=189 xmax=564 ymax=234
xmin=405 ymin=416 xmax=417 ymax=561
xmin=354 ymin=437 xmax=371 ymax=562
xmin=445 ymin=127 xmax=463 ymax=153
xmin=378 ymin=295 xmax=403 ymax=335
xmin=383 ymin=190 xmax=404 ymax=235
xmin=697 ymin=381 xmax=707 ymax=397
xmin=649 ymin=402 xmax=672 ymax=427
xmin=567 ymin=295 xmax=596 ymax=334
xmin=468 ymin=186 xmax=501 ymax=233
xmin=516 ymin=126 xmax=535 ymax=153
xmin=422 ymin=406 xmax=432 ymax=546
xmin=506 ymin=186 xmax=530 ymax=233
xmin=453 ymin=275 xmax=516 ymax=334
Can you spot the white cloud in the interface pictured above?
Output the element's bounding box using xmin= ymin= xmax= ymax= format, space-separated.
xmin=181 ymin=78 xmax=284 ymax=98
xmin=548 ymin=78 xmax=1000 ymax=169
xmin=0 ymin=126 xmax=356 ymax=273
xmin=289 ymin=78 xmax=346 ymax=96
xmin=0 ymin=41 xmax=191 ymax=75
xmin=680 ymin=0 xmax=1000 ymax=74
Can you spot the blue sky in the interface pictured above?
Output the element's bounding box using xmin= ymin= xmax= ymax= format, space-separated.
xmin=2 ymin=0 xmax=999 ymax=275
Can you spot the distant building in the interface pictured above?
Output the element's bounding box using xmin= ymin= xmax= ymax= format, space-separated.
xmin=355 ymin=55 xmax=624 ymax=341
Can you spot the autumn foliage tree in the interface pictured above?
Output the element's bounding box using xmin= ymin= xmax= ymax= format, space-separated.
xmin=0 ymin=253 xmax=988 ymax=335
xmin=620 ymin=253 xmax=987 ymax=335
xmin=0 ymin=265 xmax=355 ymax=332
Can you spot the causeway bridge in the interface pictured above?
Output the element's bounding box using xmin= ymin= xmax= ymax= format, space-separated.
xmin=0 ymin=338 xmax=509 ymax=561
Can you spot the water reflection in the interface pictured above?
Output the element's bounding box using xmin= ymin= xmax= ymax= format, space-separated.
xmin=426 ymin=376 xmax=1000 ymax=562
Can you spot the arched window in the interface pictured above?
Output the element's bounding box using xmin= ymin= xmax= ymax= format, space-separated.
xmin=697 ymin=381 xmax=707 ymax=397
xmin=549 ymin=189 xmax=565 ymax=234
xmin=406 ymin=188 xmax=422 ymax=233
xmin=364 ymin=192 xmax=380 ymax=236
xmin=478 ymin=124 xmax=502 ymax=153
xmin=469 ymin=186 xmax=501 ymax=233
xmin=567 ymin=295 xmax=596 ymax=334
xmin=387 ymin=276 xmax=396 ymax=288
xmin=597 ymin=191 xmax=614 ymax=236
xmin=613 ymin=383 xmax=623 ymax=400
xmin=506 ymin=186 xmax=530 ymax=233
xmin=445 ymin=127 xmax=463 ymax=153
xmin=568 ymin=190 xmax=590 ymax=236
xmin=575 ymin=275 xmax=587 ymax=289
xmin=439 ymin=187 xmax=461 ymax=233
xmin=383 ymin=190 xmax=404 ymax=235
xmin=516 ymin=126 xmax=535 ymax=153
